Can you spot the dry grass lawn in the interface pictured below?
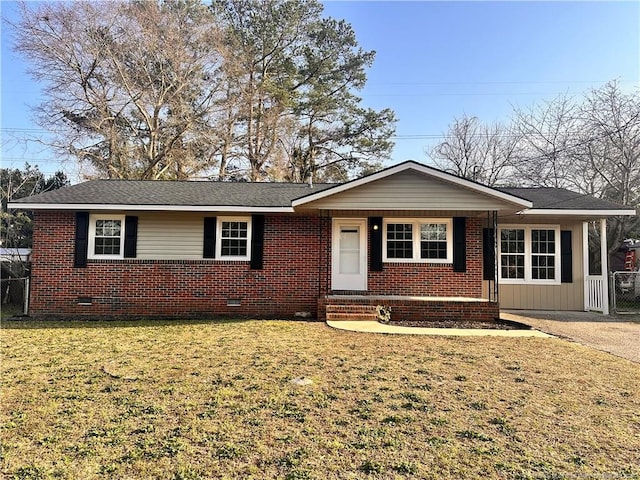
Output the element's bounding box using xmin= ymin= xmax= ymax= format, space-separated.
xmin=1 ymin=319 xmax=639 ymax=479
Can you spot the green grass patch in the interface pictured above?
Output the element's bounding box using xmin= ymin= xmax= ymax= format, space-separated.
xmin=1 ymin=319 xmax=639 ymax=479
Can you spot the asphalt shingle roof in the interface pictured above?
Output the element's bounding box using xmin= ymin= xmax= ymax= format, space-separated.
xmin=11 ymin=178 xmax=633 ymax=212
xmin=12 ymin=180 xmax=336 ymax=207
xmin=499 ymin=187 xmax=630 ymax=211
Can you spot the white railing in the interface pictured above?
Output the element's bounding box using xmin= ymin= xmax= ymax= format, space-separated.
xmin=586 ymin=275 xmax=606 ymax=312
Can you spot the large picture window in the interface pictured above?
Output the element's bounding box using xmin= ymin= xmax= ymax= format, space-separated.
xmin=499 ymin=225 xmax=560 ymax=284
xmin=88 ymin=214 xmax=125 ymax=259
xmin=384 ymin=218 xmax=452 ymax=263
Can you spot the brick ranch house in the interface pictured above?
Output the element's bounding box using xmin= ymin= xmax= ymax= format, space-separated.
xmin=9 ymin=161 xmax=636 ymax=321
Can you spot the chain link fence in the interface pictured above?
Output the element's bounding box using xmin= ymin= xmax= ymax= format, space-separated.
xmin=1 ymin=276 xmax=29 ymax=316
xmin=611 ymin=271 xmax=640 ymax=314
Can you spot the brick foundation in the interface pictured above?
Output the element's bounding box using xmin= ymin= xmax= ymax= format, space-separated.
xmin=320 ymin=296 xmax=500 ymax=323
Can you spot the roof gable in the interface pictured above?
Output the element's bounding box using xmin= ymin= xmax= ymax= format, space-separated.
xmin=293 ymin=161 xmax=532 ymax=211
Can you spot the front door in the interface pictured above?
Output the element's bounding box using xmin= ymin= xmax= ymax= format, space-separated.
xmin=332 ymin=219 xmax=367 ymax=291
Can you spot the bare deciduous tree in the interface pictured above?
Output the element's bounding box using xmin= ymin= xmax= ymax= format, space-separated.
xmin=13 ymin=1 xmax=226 ymax=180
xmin=430 ymin=81 xmax=640 ymax=266
xmin=12 ymin=0 xmax=396 ymax=182
xmin=573 ymin=81 xmax=640 ymax=259
xmin=430 ymin=115 xmax=518 ymax=186
xmin=511 ymin=94 xmax=579 ymax=188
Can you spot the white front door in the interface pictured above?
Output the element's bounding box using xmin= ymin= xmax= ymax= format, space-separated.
xmin=332 ymin=219 xmax=367 ymax=291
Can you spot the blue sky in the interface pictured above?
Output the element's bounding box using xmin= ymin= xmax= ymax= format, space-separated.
xmin=1 ymin=1 xmax=639 ymax=182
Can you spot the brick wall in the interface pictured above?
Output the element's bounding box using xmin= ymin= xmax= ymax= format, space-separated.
xmin=29 ymin=211 xmax=326 ymax=319
xmin=365 ymin=217 xmax=485 ymax=297
xmin=320 ymin=296 xmax=499 ymax=323
xmin=29 ymin=212 xmax=488 ymax=320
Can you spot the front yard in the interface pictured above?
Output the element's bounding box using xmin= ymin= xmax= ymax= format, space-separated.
xmin=1 ymin=319 xmax=639 ymax=479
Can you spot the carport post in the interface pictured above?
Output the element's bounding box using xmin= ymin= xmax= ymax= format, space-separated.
xmin=600 ymin=218 xmax=609 ymax=315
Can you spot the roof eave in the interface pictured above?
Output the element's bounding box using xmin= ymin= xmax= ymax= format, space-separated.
xmin=7 ymin=202 xmax=295 ymax=213
xmin=520 ymin=208 xmax=637 ymax=217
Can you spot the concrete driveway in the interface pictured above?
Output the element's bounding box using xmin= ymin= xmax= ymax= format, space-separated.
xmin=502 ymin=310 xmax=640 ymax=363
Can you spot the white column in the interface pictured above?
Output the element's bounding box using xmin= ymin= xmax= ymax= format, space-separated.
xmin=600 ymin=218 xmax=609 ymax=315
xmin=583 ymin=221 xmax=589 ymax=311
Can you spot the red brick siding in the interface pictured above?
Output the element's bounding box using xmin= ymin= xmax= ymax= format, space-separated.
xmin=29 ymin=212 xmax=489 ymax=320
xmin=320 ymin=296 xmax=499 ymax=322
xmin=363 ymin=217 xmax=484 ymax=297
xmin=323 ymin=218 xmax=485 ymax=297
xmin=30 ymin=211 xmax=327 ymax=319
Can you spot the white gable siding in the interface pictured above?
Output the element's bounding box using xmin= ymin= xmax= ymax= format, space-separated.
xmin=300 ymin=171 xmax=521 ymax=211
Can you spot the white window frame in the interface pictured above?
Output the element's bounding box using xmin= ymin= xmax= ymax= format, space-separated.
xmin=88 ymin=214 xmax=125 ymax=260
xmin=216 ymin=216 xmax=252 ymax=261
xmin=498 ymin=225 xmax=561 ymax=285
xmin=383 ymin=218 xmax=453 ymax=263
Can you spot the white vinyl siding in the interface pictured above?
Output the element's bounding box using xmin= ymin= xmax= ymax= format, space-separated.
xmin=132 ymin=213 xmax=253 ymax=261
xmin=302 ymin=170 xmax=522 ymax=211
xmin=136 ymin=212 xmax=205 ymax=260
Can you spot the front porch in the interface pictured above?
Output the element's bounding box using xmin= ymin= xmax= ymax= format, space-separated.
xmin=319 ymin=295 xmax=500 ymax=323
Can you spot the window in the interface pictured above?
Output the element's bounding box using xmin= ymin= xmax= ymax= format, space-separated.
xmin=499 ymin=226 xmax=560 ymax=284
xmin=89 ymin=215 xmax=125 ymax=259
xmin=500 ymin=228 xmax=525 ymax=279
xmin=216 ymin=217 xmax=251 ymax=260
xmin=531 ymin=229 xmax=556 ymax=280
xmin=387 ymin=223 xmax=413 ymax=259
xmin=384 ymin=218 xmax=452 ymax=263
xmin=420 ymin=223 xmax=448 ymax=259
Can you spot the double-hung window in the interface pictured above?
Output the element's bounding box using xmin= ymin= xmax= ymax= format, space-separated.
xmin=88 ymin=214 xmax=125 ymax=259
xmin=499 ymin=226 xmax=560 ymax=284
xmin=383 ymin=218 xmax=452 ymax=263
xmin=500 ymin=228 xmax=525 ymax=280
xmin=216 ymin=217 xmax=251 ymax=260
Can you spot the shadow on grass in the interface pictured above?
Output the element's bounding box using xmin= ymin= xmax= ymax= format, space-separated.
xmin=0 ymin=316 xmax=260 ymax=330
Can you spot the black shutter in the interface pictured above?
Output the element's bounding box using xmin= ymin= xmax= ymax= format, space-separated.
xmin=483 ymin=228 xmax=495 ymax=280
xmin=74 ymin=212 xmax=90 ymax=268
xmin=250 ymin=214 xmax=265 ymax=270
xmin=203 ymin=217 xmax=216 ymax=258
xmin=453 ymin=217 xmax=466 ymax=272
xmin=561 ymin=230 xmax=573 ymax=283
xmin=369 ymin=216 xmax=383 ymax=271
xmin=123 ymin=216 xmax=138 ymax=258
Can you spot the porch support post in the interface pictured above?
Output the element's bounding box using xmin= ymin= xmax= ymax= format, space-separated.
xmin=600 ymin=218 xmax=609 ymax=315
xmin=582 ymin=221 xmax=589 ymax=311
